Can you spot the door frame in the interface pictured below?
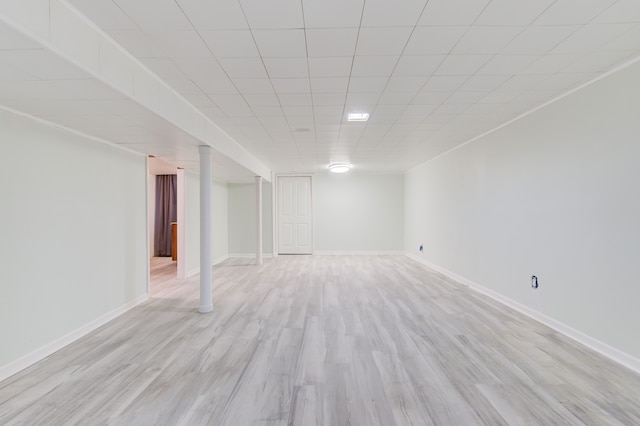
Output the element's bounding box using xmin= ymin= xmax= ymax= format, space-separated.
xmin=274 ymin=173 xmax=314 ymax=256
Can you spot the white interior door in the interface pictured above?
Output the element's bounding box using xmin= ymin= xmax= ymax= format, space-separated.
xmin=278 ymin=176 xmax=312 ymax=254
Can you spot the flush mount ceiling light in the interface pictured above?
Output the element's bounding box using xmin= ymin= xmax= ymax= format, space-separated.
xmin=347 ymin=112 xmax=369 ymax=122
xmin=329 ymin=163 xmax=352 ymax=173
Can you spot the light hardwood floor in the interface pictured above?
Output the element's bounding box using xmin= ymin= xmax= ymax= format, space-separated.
xmin=1 ymin=255 xmax=640 ymax=425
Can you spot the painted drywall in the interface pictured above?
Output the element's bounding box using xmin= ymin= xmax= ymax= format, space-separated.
xmin=184 ymin=172 xmax=229 ymax=276
xmin=228 ymin=182 xmax=273 ymax=256
xmin=0 ymin=108 xmax=148 ymax=371
xmin=184 ymin=170 xmax=201 ymax=276
xmin=405 ymin=60 xmax=640 ymax=360
xmin=314 ymin=173 xmax=404 ymax=252
xmin=213 ymin=180 xmax=229 ymax=262
xmin=148 ymin=172 xmax=156 ymax=258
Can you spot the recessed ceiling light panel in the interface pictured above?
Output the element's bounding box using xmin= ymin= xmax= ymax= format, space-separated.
xmin=347 ymin=113 xmax=369 ymax=122
xmin=329 ymin=163 xmax=352 ymax=173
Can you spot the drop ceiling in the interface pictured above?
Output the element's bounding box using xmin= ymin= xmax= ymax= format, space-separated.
xmin=2 ymin=0 xmax=640 ymax=178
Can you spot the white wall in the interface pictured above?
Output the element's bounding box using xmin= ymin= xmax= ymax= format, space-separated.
xmin=0 ymin=109 xmax=148 ymax=376
xmin=404 ymin=61 xmax=640 ymax=361
xmin=184 ymin=171 xmax=229 ymax=276
xmin=228 ymin=182 xmax=273 ymax=256
xmin=213 ymin=180 xmax=229 ymax=263
xmin=314 ymin=173 xmax=404 ymax=253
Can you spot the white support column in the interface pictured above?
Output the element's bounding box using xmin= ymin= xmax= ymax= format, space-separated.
xmin=199 ymin=146 xmax=213 ymax=313
xmin=256 ymin=176 xmax=263 ymax=265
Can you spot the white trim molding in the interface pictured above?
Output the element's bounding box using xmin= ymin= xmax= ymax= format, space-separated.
xmin=0 ymin=294 xmax=149 ymax=383
xmin=405 ymin=252 xmax=640 ymax=375
xmin=314 ymin=251 xmax=404 ymax=256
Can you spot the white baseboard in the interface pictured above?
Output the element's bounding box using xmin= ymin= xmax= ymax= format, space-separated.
xmin=405 ymin=252 xmax=640 ymax=375
xmin=0 ymin=293 xmax=149 ymax=383
xmin=228 ymin=253 xmax=274 ymax=259
xmin=313 ymin=251 xmax=404 ymax=256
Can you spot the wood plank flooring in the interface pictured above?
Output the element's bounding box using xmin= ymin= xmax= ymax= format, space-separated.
xmin=1 ymin=255 xmax=640 ymax=425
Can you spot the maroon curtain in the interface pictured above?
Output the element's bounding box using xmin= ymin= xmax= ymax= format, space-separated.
xmin=154 ymin=174 xmax=177 ymax=257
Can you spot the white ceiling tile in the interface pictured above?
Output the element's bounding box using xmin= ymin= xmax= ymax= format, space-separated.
xmin=253 ymin=29 xmax=307 ymax=58
xmin=593 ymin=0 xmax=640 ymax=23
xmin=501 ymin=26 xmax=578 ymax=55
xmin=308 ymin=57 xmax=353 ymax=77
xmin=272 ymin=78 xmax=311 ymax=93
xmin=200 ymin=78 xmax=238 ymax=94
xmin=404 ymin=104 xmax=437 ymax=116
xmin=508 ymin=90 xmax=556 ymax=105
xmin=244 ymin=93 xmax=280 ymax=106
xmin=313 ymin=93 xmax=347 ymax=105
xmin=278 ymin=93 xmax=313 ymax=106
xmin=386 ymin=76 xmax=427 ymax=92
xmin=345 ymin=92 xmax=382 ymax=108
xmin=434 ymin=103 xmax=470 ymax=115
xmin=252 ymin=106 xmax=284 ymax=116
xmin=418 ymin=0 xmax=490 ymax=25
xmin=372 ymin=104 xmax=405 ymax=119
xmin=477 ymin=55 xmax=539 ymax=75
xmin=220 ymin=105 xmax=254 ymax=116
xmin=113 ymin=0 xmax=191 ymax=30
xmin=459 ymin=75 xmax=510 ymax=91
xmin=306 ymin=28 xmax=359 ymax=57
xmin=498 ymin=74 xmax=552 ymax=91
xmin=602 ymin=25 xmax=640 ymax=51
xmin=66 ymin=0 xmax=138 ymax=30
xmin=378 ymin=91 xmax=416 ymax=105
xmin=422 ymin=76 xmax=467 ymax=91
xmin=362 ymin=0 xmax=428 ymax=26
xmin=348 ymin=77 xmax=388 ymax=93
xmin=219 ymin=58 xmax=268 ymax=78
xmin=232 ymin=78 xmax=274 ymax=94
xmin=177 ymin=57 xmax=227 ymax=81
xmin=551 ymin=23 xmax=636 ymax=54
xmin=302 ymin=0 xmax=364 ymax=28
xmin=239 ymin=0 xmax=303 ymax=29
xmin=355 ymin=27 xmax=413 ymax=56
xmin=146 ymin=30 xmax=211 ymax=58
xmin=393 ymin=55 xmax=445 ymax=76
xmin=446 ymin=91 xmax=488 ymax=104
xmin=351 ymin=56 xmax=399 ymax=77
xmin=520 ymin=54 xmax=582 ymax=74
xmin=283 ymin=105 xmax=313 ymax=116
xmin=177 ymin=0 xmax=249 ymax=30
xmin=200 ymin=30 xmax=260 ymax=57
xmin=475 ymin=0 xmax=555 ymax=26
xmin=534 ymin=72 xmax=596 ymax=92
xmin=405 ymin=27 xmax=467 ymax=55
xmin=435 ymin=55 xmax=491 ymax=75
xmin=314 ymin=105 xmax=343 ymax=116
xmin=310 ymin=77 xmax=349 ymax=93
xmin=453 ymin=26 xmax=523 ymax=54
xmin=263 ymin=58 xmax=309 ymax=78
xmin=211 ymin=93 xmax=248 ymax=107
xmin=562 ymin=51 xmax=637 ymax=73
xmin=534 ymin=0 xmax=615 ymax=25
xmin=106 ymin=30 xmax=165 ymax=58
